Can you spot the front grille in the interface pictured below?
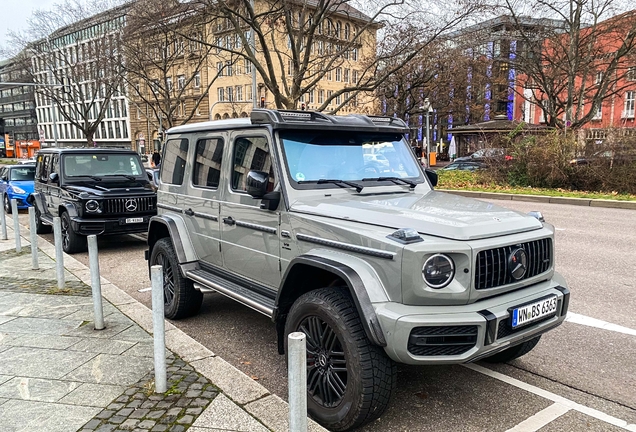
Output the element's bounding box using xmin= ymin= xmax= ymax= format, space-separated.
xmin=103 ymin=196 xmax=156 ymax=214
xmin=475 ymin=238 xmax=552 ymax=290
xmin=408 ymin=326 xmax=478 ymax=356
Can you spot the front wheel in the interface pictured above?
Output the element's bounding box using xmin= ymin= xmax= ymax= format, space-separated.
xmin=3 ymin=194 xmax=12 ymax=215
xmin=149 ymin=238 xmax=202 ymax=319
xmin=60 ymin=211 xmax=86 ymax=254
xmin=484 ymin=335 xmax=542 ymax=363
xmin=285 ymin=288 xmax=396 ymax=431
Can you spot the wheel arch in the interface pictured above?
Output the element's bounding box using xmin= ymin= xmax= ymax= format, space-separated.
xmin=273 ymin=254 xmax=388 ymax=354
xmin=147 ymin=214 xmax=197 ymax=266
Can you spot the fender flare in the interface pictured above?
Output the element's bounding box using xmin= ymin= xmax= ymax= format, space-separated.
xmin=27 ymin=192 xmax=45 ymax=213
xmin=147 ymin=214 xmax=197 ymax=265
xmin=274 ymin=254 xmax=388 ymax=350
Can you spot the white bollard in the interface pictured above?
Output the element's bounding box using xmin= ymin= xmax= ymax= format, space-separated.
xmin=87 ymin=235 xmax=104 ymax=330
xmin=52 ymin=216 xmax=65 ymax=289
xmin=288 ymin=332 xmax=308 ymax=432
xmin=28 ymin=207 xmax=39 ymax=269
xmin=0 ymin=197 xmax=7 ymax=240
xmin=11 ymin=199 xmax=20 ymax=252
xmin=151 ymin=265 xmax=167 ymax=393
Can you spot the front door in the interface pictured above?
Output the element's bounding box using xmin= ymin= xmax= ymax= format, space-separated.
xmin=219 ymin=132 xmax=281 ymax=290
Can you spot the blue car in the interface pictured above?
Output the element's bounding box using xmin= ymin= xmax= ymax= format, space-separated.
xmin=0 ymin=164 xmax=36 ymax=214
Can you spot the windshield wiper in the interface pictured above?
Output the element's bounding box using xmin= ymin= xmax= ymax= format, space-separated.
xmin=299 ymin=179 xmax=364 ymax=192
xmin=72 ymin=175 xmax=102 ymax=181
xmin=105 ymin=174 xmax=137 ymax=181
xmin=361 ymin=176 xmax=417 ymax=189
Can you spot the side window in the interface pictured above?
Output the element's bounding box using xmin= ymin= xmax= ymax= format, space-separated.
xmin=161 ymin=138 xmax=189 ymax=185
xmin=0 ymin=168 xmax=6 ymax=180
xmin=231 ymin=136 xmax=274 ymax=192
xmin=193 ymin=138 xmax=224 ymax=189
xmin=39 ymin=155 xmax=51 ymax=182
xmin=51 ymin=155 xmax=60 ymax=176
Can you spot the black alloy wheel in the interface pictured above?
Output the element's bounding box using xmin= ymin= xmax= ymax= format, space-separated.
xmin=60 ymin=211 xmax=86 ymax=253
xmin=149 ymin=238 xmax=202 ymax=319
xmin=299 ymin=315 xmax=348 ymax=407
xmin=285 ymin=288 xmax=396 ymax=431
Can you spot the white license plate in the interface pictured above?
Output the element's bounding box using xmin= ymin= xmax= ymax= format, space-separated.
xmin=125 ymin=217 xmax=144 ymax=224
xmin=511 ymin=295 xmax=558 ymax=328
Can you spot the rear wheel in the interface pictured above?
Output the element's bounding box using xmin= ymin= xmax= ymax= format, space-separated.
xmin=60 ymin=211 xmax=86 ymax=254
xmin=3 ymin=194 xmax=12 ymax=215
xmin=150 ymin=238 xmax=202 ymax=319
xmin=484 ymin=335 xmax=542 ymax=363
xmin=285 ymin=288 xmax=396 ymax=431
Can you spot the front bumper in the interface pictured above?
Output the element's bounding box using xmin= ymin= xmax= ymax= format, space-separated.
xmin=8 ymin=193 xmax=31 ymax=209
xmin=375 ymin=275 xmax=570 ymax=365
xmin=70 ymin=215 xmax=152 ymax=236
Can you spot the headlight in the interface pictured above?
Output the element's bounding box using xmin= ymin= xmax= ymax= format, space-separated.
xmin=85 ymin=200 xmax=100 ymax=213
xmin=422 ymin=254 xmax=455 ymax=289
xmin=10 ymin=186 xmax=26 ymax=194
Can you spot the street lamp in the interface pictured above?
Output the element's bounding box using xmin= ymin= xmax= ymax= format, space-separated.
xmin=419 ymin=98 xmax=433 ymax=168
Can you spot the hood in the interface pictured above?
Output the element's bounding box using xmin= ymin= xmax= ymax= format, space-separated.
xmin=65 ymin=182 xmax=154 ymax=197
xmin=290 ymin=190 xmax=542 ymax=241
xmin=9 ymin=181 xmax=34 ymax=194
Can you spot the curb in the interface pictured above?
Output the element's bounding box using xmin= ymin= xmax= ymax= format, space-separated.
xmin=438 ymin=189 xmax=636 ymax=210
xmin=22 ymin=225 xmax=327 ymax=432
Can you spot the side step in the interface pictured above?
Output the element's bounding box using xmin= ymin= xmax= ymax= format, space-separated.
xmin=186 ymin=269 xmax=275 ymax=317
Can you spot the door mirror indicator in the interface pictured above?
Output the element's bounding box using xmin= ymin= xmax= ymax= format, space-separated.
xmin=246 ymin=170 xmax=269 ymax=198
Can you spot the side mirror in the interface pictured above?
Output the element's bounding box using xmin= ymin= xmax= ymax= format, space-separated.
xmin=49 ymin=172 xmax=59 ymax=183
xmin=425 ymin=169 xmax=438 ymax=187
xmin=246 ymin=170 xmax=269 ymax=198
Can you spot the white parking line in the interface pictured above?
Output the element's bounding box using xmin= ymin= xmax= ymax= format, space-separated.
xmin=506 ymin=403 xmax=570 ymax=432
xmin=137 ymin=287 xmax=151 ymax=292
xmin=566 ymin=312 xmax=636 ymax=336
xmin=465 ymin=363 xmax=636 ymax=431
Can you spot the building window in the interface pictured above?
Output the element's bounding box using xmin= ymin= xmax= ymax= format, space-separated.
xmin=309 ymin=90 xmax=314 ymax=104
xmin=177 ymin=75 xmax=185 ymax=90
xmin=627 ymin=67 xmax=636 ymax=81
xmin=595 ymin=71 xmax=603 ymax=85
xmin=327 ymin=90 xmax=333 ymax=104
xmin=226 ymin=61 xmax=233 ymax=76
xmin=244 ymin=59 xmax=252 ymax=74
xmin=194 ymin=72 xmax=201 ymax=88
xmin=235 ymin=85 xmax=243 ymax=101
xmin=327 ymin=70 xmax=332 ymax=81
xmin=218 ymin=87 xmax=225 ymax=102
xmin=217 ymin=62 xmax=224 ymax=76
xmin=624 ymin=91 xmax=635 ymax=118
xmin=591 ymin=101 xmax=602 ymax=120
xmin=318 ymin=89 xmax=324 ymax=104
xmin=344 ymin=68 xmax=349 ymax=83
xmin=226 ymin=86 xmax=233 ymax=102
xmin=166 ymin=77 xmax=173 ymax=92
xmin=246 ymin=84 xmax=252 ymax=101
xmin=335 ymin=68 xmax=342 ymax=82
xmin=352 ymin=70 xmax=358 ymax=83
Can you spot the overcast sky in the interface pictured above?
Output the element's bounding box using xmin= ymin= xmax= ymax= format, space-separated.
xmin=1 ymin=0 xmax=57 ymax=59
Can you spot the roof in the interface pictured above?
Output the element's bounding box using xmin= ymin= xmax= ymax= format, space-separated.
xmin=167 ymin=109 xmax=410 ymax=134
xmin=450 ymin=116 xmax=551 ymax=135
xmin=38 ymin=147 xmax=139 ymax=154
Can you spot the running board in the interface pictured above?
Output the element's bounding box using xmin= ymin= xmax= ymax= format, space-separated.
xmin=186 ymin=269 xmax=275 ymax=317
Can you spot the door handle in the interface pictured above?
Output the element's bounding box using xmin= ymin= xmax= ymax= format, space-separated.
xmin=184 ymin=208 xmax=194 ymax=216
xmin=223 ymin=216 xmax=236 ymax=226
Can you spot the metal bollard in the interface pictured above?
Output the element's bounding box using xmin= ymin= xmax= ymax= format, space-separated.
xmin=288 ymin=332 xmax=308 ymax=432
xmin=151 ymin=265 xmax=167 ymax=393
xmin=87 ymin=235 xmax=104 ymax=330
xmin=11 ymin=199 xmax=21 ymax=252
xmin=0 ymin=196 xmax=7 ymax=240
xmin=28 ymin=207 xmax=39 ymax=269
xmin=52 ymin=216 xmax=65 ymax=289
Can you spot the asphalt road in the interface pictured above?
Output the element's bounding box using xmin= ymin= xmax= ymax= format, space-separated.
xmin=17 ymin=199 xmax=636 ymax=431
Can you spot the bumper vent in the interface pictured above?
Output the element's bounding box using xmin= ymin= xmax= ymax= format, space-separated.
xmin=408 ymin=326 xmax=478 ymax=356
xmin=103 ymin=196 xmax=156 ymax=214
xmin=475 ymin=238 xmax=552 ymax=290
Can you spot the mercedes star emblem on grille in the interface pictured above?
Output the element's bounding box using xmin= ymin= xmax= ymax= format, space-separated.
xmin=125 ymin=199 xmax=138 ymax=212
xmin=508 ymin=248 xmax=528 ymax=280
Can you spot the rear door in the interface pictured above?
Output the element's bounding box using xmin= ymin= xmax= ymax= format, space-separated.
xmin=219 ymin=131 xmax=281 ymax=290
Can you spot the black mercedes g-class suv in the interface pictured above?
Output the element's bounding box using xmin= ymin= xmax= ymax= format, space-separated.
xmin=29 ymin=148 xmax=157 ymax=253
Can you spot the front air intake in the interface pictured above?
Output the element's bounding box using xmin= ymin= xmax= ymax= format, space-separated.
xmin=407 ymin=326 xmax=478 ymax=356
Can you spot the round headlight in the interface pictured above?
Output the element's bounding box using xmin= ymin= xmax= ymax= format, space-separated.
xmin=422 ymin=254 xmax=455 ymax=289
xmin=85 ymin=200 xmax=100 ymax=212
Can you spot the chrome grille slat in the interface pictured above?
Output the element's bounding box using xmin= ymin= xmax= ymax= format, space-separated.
xmin=475 ymin=238 xmax=553 ymax=290
xmin=103 ymin=197 xmax=156 ymax=214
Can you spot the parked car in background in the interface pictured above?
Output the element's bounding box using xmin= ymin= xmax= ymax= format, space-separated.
xmin=454 ymin=148 xmax=511 ymax=163
xmin=18 ymin=157 xmax=37 ymax=165
xmin=440 ymin=160 xmax=487 ymax=171
xmin=0 ymin=164 xmax=36 ymax=214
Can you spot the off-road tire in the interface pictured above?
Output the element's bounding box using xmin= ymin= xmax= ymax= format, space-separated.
xmin=285 ymin=288 xmax=397 ymax=431
xmin=60 ymin=211 xmax=86 ymax=254
xmin=484 ymin=335 xmax=542 ymax=363
xmin=150 ymin=238 xmax=202 ymax=319
xmin=35 ymin=207 xmax=52 ymax=234
xmin=3 ymin=194 xmax=12 ymax=215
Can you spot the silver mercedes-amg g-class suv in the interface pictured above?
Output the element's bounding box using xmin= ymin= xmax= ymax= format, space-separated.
xmin=146 ymin=109 xmax=569 ymax=431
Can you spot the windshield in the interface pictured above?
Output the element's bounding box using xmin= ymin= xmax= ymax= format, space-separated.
xmin=10 ymin=166 xmax=36 ymax=181
xmin=279 ymin=130 xmax=424 ymax=188
xmin=63 ymin=154 xmax=144 ymax=178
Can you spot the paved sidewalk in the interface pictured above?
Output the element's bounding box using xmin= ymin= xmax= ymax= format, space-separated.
xmin=0 ymin=221 xmax=326 ymax=432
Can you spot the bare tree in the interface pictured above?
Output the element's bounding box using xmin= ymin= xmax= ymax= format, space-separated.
xmin=121 ymin=0 xmax=225 ymax=130
xmin=189 ymin=0 xmax=487 ymax=111
xmin=9 ymin=0 xmax=128 ymax=146
xmin=501 ymin=1 xmax=636 ymax=129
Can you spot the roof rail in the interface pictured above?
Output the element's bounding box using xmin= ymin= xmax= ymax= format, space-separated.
xmin=250 ymin=109 xmax=335 ymax=125
xmin=366 ymin=115 xmax=408 ymax=128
